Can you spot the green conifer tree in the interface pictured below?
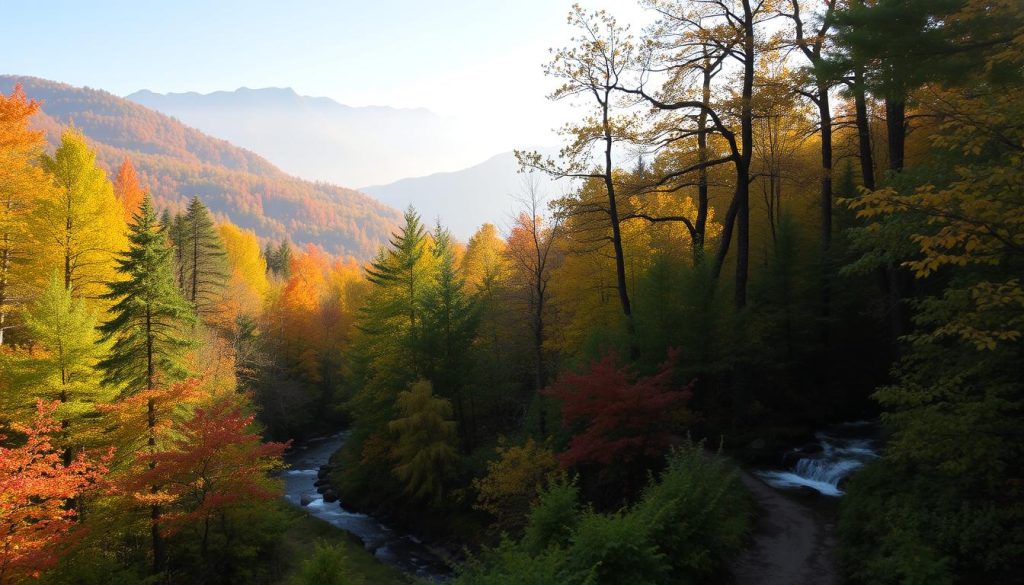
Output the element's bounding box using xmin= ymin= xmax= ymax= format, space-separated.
xmin=180 ymin=196 xmax=228 ymax=317
xmin=424 ymin=224 xmax=477 ymax=448
xmin=97 ymin=195 xmax=194 ymax=575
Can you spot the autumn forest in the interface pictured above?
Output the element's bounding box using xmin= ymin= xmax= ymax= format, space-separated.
xmin=1 ymin=1 xmax=1022 ymax=584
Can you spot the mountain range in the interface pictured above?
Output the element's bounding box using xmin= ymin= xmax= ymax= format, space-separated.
xmin=1 ymin=75 xmax=399 ymax=259
xmin=127 ymin=86 xmax=562 ymax=240
xmin=127 ymin=87 xmax=457 ymax=188
xmin=361 ymin=151 xmax=560 ymax=239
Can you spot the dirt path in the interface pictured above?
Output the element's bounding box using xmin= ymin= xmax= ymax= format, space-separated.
xmin=729 ymin=472 xmax=839 ymax=585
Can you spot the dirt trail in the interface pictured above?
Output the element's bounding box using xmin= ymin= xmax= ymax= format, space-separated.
xmin=729 ymin=472 xmax=839 ymax=585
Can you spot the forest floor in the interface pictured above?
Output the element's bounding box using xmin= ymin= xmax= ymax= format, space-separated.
xmin=729 ymin=472 xmax=840 ymax=585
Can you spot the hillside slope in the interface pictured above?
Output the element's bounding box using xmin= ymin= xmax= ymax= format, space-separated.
xmin=1 ymin=75 xmax=399 ymax=259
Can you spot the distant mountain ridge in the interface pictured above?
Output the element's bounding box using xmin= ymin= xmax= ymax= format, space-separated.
xmin=1 ymin=75 xmax=400 ymax=259
xmin=127 ymin=86 xmax=455 ymax=187
xmin=361 ymin=149 xmax=560 ymax=240
xmin=129 ymin=87 xmax=431 ymax=115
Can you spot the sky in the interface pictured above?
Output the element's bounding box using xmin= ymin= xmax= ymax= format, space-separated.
xmin=3 ymin=0 xmax=654 ymax=174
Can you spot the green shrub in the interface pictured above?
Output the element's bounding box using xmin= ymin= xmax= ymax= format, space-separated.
xmin=521 ymin=476 xmax=582 ymax=554
xmin=290 ymin=541 xmax=362 ymax=585
xmin=564 ymin=510 xmax=666 ymax=585
xmin=455 ymin=448 xmax=752 ymax=585
xmin=634 ymin=445 xmax=752 ymax=582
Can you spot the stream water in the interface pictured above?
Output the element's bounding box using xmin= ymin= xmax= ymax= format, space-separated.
xmin=755 ymin=421 xmax=880 ymax=497
xmin=282 ymin=432 xmax=450 ymax=580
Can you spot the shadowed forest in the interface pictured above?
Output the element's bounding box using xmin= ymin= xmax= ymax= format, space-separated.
xmin=1 ymin=1 xmax=1022 ymax=584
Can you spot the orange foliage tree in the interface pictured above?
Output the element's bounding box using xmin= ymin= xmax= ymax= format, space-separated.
xmin=0 ymin=401 xmax=110 ymax=585
xmin=0 ymin=84 xmax=47 ymax=346
xmin=113 ymin=158 xmax=147 ymax=222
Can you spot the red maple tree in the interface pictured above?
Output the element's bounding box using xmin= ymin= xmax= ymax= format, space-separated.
xmin=132 ymin=395 xmax=288 ymax=543
xmin=0 ymin=401 xmax=111 ymax=585
xmin=546 ymin=349 xmax=693 ymax=470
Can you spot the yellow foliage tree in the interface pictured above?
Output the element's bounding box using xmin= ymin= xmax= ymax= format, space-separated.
xmin=472 ymin=437 xmax=558 ymax=533
xmin=34 ymin=128 xmax=126 ymax=306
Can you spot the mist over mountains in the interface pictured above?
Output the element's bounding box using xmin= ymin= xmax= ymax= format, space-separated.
xmin=127 ymin=87 xmax=464 ymax=187
xmin=128 ymin=85 xmax=563 ymax=240
xmin=361 ymin=150 xmax=561 ymax=239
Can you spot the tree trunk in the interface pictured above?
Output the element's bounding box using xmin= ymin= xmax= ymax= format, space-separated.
xmin=852 ymin=67 xmax=876 ymax=190
xmin=734 ymin=1 xmax=755 ymax=310
xmin=694 ymin=63 xmax=712 ymax=263
xmin=145 ymin=307 xmax=165 ymax=575
xmin=603 ymin=101 xmax=632 ymax=321
xmin=818 ymin=86 xmax=834 ymax=252
xmin=885 ymin=98 xmax=906 ymax=172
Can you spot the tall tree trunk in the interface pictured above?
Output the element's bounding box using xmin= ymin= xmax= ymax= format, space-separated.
xmin=884 ymin=97 xmax=911 ymax=345
xmin=817 ymin=84 xmax=834 ymax=351
xmin=734 ymin=0 xmax=755 ymax=310
xmin=818 ymin=86 xmax=834 ymax=252
xmin=145 ymin=307 xmax=165 ymax=575
xmin=694 ymin=63 xmax=712 ymax=263
xmin=602 ymin=96 xmax=632 ymax=321
xmin=885 ymin=98 xmax=906 ymax=172
xmin=852 ymin=67 xmax=875 ymax=191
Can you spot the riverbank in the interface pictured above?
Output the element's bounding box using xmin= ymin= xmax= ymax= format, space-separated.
xmin=282 ymin=433 xmax=452 ymax=580
xmin=275 ymin=502 xmax=412 ymax=585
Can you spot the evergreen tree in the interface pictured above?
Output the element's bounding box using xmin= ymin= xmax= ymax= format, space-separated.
xmin=273 ymin=240 xmax=293 ymax=278
xmin=180 ymin=196 xmax=228 ymax=317
xmin=97 ymin=195 xmax=194 ymax=575
xmin=424 ymin=224 xmax=477 ymax=448
xmin=263 ymin=242 xmax=276 ymax=274
xmin=359 ymin=207 xmax=434 ymax=380
xmin=168 ymin=211 xmax=188 ymax=290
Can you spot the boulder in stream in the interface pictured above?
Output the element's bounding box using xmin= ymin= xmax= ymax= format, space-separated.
xmin=323 ymin=490 xmax=339 ymax=503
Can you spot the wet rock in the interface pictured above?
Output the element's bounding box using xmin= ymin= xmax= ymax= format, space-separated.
xmin=314 ymin=478 xmax=329 ymax=488
xmin=323 ymin=490 xmax=339 ymax=503
xmin=300 ymin=494 xmax=314 ymax=507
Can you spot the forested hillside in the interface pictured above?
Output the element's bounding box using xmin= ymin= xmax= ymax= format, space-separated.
xmin=0 ymin=76 xmax=399 ymax=259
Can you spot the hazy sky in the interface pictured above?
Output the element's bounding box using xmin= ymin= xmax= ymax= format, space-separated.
xmin=3 ymin=0 xmax=653 ymax=171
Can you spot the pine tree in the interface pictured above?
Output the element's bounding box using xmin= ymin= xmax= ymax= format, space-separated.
xmin=179 ymin=197 xmax=228 ymax=318
xmin=272 ymin=240 xmax=293 ymax=277
xmin=97 ymin=195 xmax=194 ymax=575
xmin=360 ymin=207 xmax=434 ymax=378
xmin=168 ymin=212 xmax=188 ymax=290
xmin=263 ymin=242 xmax=276 ymax=274
xmin=424 ymin=224 xmax=477 ymax=448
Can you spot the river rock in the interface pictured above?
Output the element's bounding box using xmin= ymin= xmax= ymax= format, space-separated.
xmin=299 ymin=494 xmax=314 ymax=507
xmin=323 ymin=490 xmax=339 ymax=503
xmin=314 ymin=478 xmax=329 ymax=487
